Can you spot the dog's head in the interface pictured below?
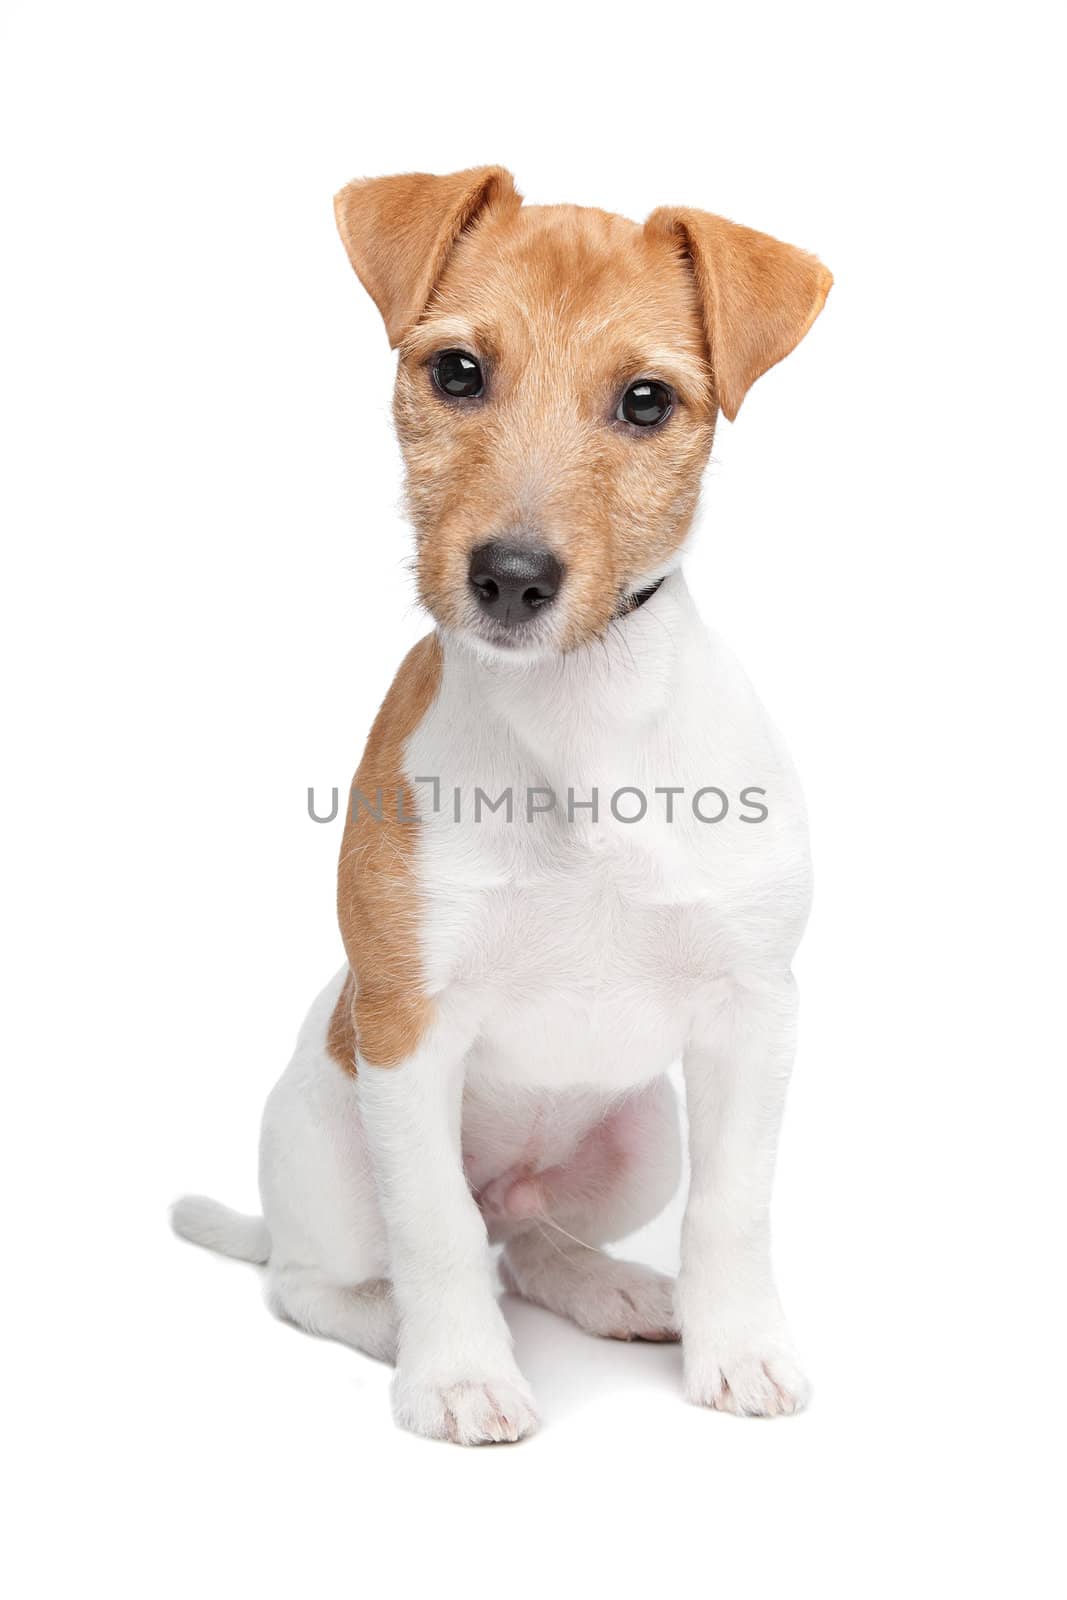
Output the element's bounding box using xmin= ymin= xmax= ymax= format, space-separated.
xmin=335 ymin=166 xmax=830 ymax=657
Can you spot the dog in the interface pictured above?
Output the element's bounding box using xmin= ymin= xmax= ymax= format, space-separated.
xmin=173 ymin=166 xmax=832 ymax=1444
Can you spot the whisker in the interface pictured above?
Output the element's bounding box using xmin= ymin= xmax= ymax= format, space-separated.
xmin=532 ymin=1219 xmax=572 ymax=1263
xmin=533 ymin=1211 xmax=606 ymax=1255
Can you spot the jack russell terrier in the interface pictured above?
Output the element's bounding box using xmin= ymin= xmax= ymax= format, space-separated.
xmin=173 ymin=166 xmax=832 ymax=1444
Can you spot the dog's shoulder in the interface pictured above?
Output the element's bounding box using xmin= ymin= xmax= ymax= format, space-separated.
xmin=331 ymin=632 xmax=443 ymax=1070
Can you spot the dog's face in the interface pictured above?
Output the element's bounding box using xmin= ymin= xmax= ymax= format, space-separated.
xmin=335 ymin=168 xmax=831 ymax=658
xmin=394 ymin=205 xmax=715 ymax=654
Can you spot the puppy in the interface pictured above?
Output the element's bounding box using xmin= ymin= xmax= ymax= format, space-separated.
xmin=173 ymin=167 xmax=831 ymax=1444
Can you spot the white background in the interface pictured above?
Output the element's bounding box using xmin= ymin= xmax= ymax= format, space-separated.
xmin=3 ymin=2 xmax=1064 ymax=1595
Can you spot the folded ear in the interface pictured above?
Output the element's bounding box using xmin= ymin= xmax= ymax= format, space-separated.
xmin=645 ymin=207 xmax=832 ymax=421
xmin=334 ymin=166 xmax=520 ymax=346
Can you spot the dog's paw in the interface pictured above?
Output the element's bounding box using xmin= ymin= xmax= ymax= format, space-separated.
xmin=577 ymin=1262 xmax=679 ymax=1342
xmin=501 ymin=1248 xmax=679 ymax=1342
xmin=684 ymin=1321 xmax=811 ymax=1417
xmin=392 ymin=1372 xmax=539 ymax=1445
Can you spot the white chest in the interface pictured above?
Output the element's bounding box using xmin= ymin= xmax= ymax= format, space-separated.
xmin=405 ymin=580 xmax=812 ymax=1093
xmin=464 ymin=842 xmax=702 ymax=1091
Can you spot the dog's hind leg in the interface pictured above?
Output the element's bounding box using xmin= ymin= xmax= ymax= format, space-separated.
xmin=497 ymin=1075 xmax=683 ymax=1342
xmin=258 ymin=971 xmax=397 ymax=1361
xmin=267 ymin=1268 xmax=398 ymax=1361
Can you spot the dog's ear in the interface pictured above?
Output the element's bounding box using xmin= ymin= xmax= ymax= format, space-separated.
xmin=645 ymin=208 xmax=832 ymax=421
xmin=334 ymin=166 xmax=520 ymax=346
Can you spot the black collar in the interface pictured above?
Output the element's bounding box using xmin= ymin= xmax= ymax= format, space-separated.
xmin=615 ymin=576 xmax=665 ymax=619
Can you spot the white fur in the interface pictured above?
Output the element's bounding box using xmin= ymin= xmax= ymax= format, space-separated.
xmin=173 ymin=570 xmax=813 ymax=1439
xmin=170 ymin=1196 xmax=270 ymax=1264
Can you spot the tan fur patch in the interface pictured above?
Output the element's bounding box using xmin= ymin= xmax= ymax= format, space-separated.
xmin=328 ymin=634 xmax=443 ymax=1071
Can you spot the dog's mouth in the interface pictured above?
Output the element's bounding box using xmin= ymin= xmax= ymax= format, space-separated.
xmin=449 ymin=573 xmax=668 ymax=662
xmin=455 ymin=605 xmax=564 ymax=662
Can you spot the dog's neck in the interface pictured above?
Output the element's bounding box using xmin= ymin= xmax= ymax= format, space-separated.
xmin=441 ymin=569 xmax=695 ymax=774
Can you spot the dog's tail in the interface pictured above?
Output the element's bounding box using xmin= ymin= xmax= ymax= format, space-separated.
xmin=170 ymin=1195 xmax=271 ymax=1264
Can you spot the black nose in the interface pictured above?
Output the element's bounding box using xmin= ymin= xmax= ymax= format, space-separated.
xmin=468 ymin=542 xmax=564 ymax=628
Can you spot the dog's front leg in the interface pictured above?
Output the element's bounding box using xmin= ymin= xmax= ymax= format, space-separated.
xmin=357 ymin=1012 xmax=537 ymax=1445
xmin=679 ymin=971 xmax=811 ymax=1417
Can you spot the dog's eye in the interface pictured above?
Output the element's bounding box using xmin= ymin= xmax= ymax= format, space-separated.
xmin=617 ymin=380 xmax=673 ymax=427
xmin=433 ymin=349 xmax=485 ymax=399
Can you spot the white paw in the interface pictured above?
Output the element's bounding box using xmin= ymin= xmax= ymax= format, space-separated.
xmin=393 ymin=1372 xmax=539 ymax=1445
xmin=684 ymin=1323 xmax=811 ymax=1417
xmin=568 ymin=1261 xmax=679 ymax=1342
xmin=500 ymin=1250 xmax=679 ymax=1342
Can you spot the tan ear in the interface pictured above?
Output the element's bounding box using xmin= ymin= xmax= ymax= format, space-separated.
xmin=334 ymin=166 xmax=520 ymax=347
xmin=645 ymin=207 xmax=832 ymax=421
